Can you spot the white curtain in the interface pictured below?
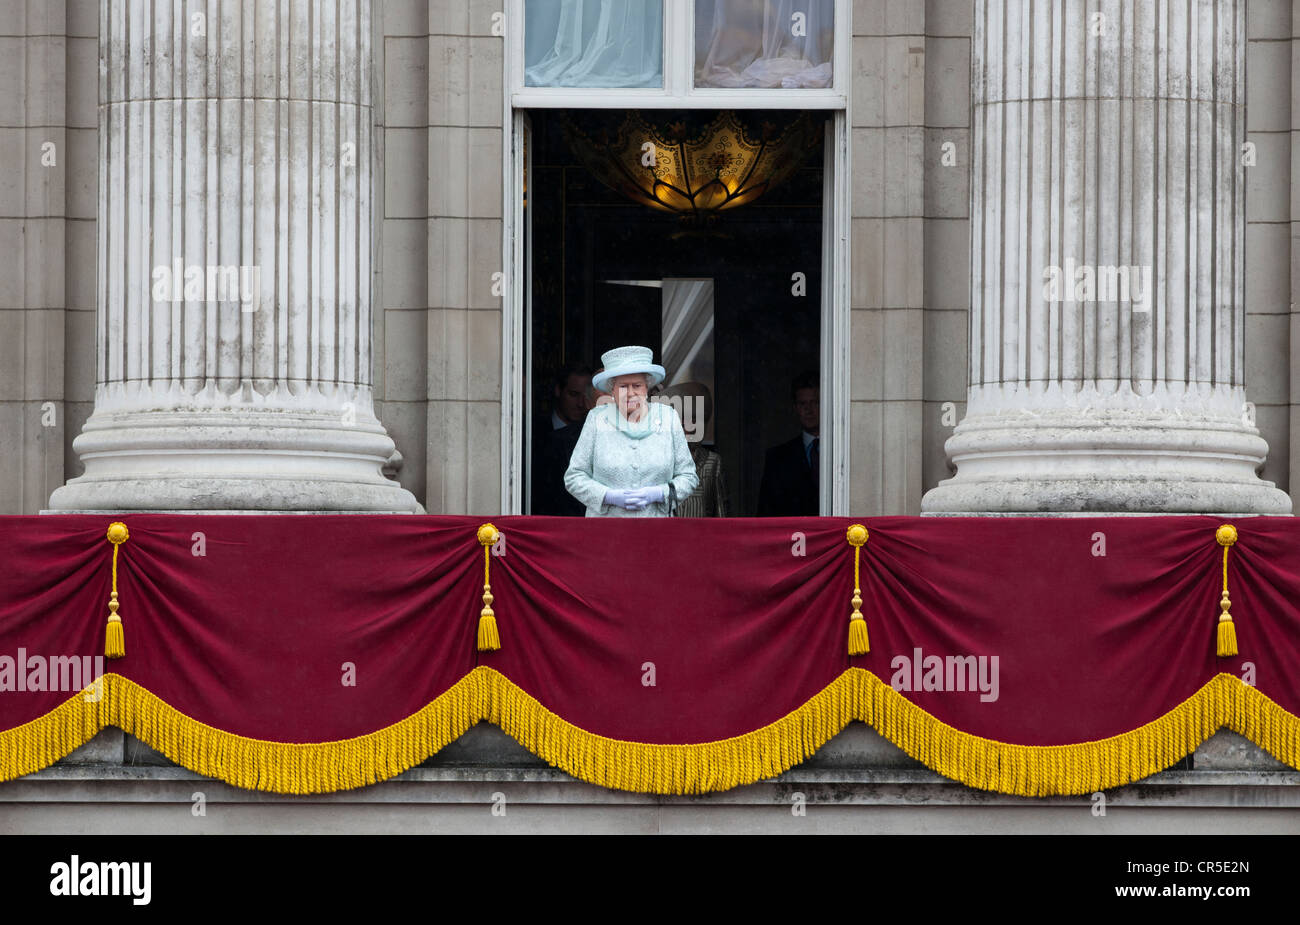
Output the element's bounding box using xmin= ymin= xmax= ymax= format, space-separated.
xmin=525 ymin=0 xmax=663 ymax=88
xmin=695 ymin=0 xmax=835 ymax=88
xmin=661 ymin=279 xmax=716 ymax=391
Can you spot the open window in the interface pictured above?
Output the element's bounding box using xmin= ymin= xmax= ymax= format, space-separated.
xmin=504 ymin=2 xmax=851 ymax=516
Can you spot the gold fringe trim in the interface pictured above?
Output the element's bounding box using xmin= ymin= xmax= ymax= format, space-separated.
xmin=479 ymin=669 xmax=1300 ymax=796
xmin=478 ymin=667 xmax=860 ymax=795
xmin=856 ymin=671 xmax=1300 ymax=796
xmin=0 ymin=673 xmax=481 ymax=795
xmin=3 ymin=669 xmax=1299 ymax=796
xmin=0 ymin=681 xmax=104 ymax=783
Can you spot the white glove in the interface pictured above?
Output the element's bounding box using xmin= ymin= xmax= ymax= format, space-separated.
xmin=634 ymin=485 xmax=666 ymax=504
xmin=624 ymin=486 xmax=665 ymax=510
xmin=603 ymin=488 xmax=643 ymax=511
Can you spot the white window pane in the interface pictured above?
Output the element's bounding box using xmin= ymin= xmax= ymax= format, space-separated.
xmin=695 ymin=0 xmax=835 ymax=89
xmin=525 ymin=0 xmax=664 ymax=88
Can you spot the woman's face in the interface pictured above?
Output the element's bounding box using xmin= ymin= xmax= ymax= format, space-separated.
xmin=611 ymin=374 xmax=650 ymax=419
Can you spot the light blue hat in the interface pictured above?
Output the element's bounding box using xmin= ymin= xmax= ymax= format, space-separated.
xmin=591 ymin=345 xmax=666 ymax=393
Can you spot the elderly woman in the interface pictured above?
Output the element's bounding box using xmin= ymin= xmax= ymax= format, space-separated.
xmin=564 ymin=346 xmax=699 ymax=517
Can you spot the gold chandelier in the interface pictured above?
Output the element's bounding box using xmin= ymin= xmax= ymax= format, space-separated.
xmin=563 ymin=110 xmax=822 ymax=226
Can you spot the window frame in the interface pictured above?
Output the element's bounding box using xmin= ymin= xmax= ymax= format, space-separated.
xmin=501 ymin=0 xmax=853 ymax=516
xmin=508 ymin=0 xmax=850 ymax=109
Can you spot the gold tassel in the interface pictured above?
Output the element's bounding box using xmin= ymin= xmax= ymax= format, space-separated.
xmin=1217 ymin=611 xmax=1238 ymax=658
xmin=848 ymin=615 xmax=869 ymax=655
xmin=104 ymin=522 xmax=129 ymax=659
xmin=846 ymin=524 xmax=869 ymax=655
xmin=477 ymin=608 xmax=500 ymax=651
xmin=1215 ymin=524 xmax=1238 ymax=658
xmin=105 ymin=600 xmax=124 ymax=658
xmin=476 ymin=523 xmax=502 ymax=652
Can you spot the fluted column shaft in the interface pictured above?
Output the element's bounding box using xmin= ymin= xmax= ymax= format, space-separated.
xmin=924 ymin=0 xmax=1289 ymax=514
xmin=51 ymin=0 xmax=419 ymax=512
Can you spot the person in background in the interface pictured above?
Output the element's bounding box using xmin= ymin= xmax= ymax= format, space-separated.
xmin=757 ymin=370 xmax=819 ymax=516
xmin=549 ymin=362 xmax=594 ymax=431
xmin=656 ymin=381 xmax=728 ymax=517
xmin=532 ymin=362 xmax=594 ymax=515
xmin=564 ymin=345 xmax=698 ymax=517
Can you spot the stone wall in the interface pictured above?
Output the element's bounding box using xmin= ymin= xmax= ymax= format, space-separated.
xmin=0 ymin=1 xmax=96 ymax=514
xmin=1248 ymin=1 xmax=1293 ymax=492
xmin=376 ymin=0 xmax=504 ymax=515
xmin=849 ymin=0 xmax=975 ymax=515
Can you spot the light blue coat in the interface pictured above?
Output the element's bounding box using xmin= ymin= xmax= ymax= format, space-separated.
xmin=564 ymin=401 xmax=699 ymax=517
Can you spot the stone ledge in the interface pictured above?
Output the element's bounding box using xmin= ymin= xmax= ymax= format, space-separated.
xmin=8 ymin=764 xmax=1300 ymax=802
xmin=4 ymin=766 xmax=1299 ymax=835
xmin=58 ymin=721 xmax=1285 ymax=773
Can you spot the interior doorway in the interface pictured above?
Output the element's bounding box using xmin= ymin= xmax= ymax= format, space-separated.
xmin=523 ymin=108 xmax=828 ymax=517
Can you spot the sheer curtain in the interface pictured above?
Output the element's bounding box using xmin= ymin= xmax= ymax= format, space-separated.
xmin=525 ymin=0 xmax=663 ymax=87
xmin=695 ymin=0 xmax=835 ymax=88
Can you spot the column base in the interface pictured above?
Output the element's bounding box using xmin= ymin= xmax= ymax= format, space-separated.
xmin=923 ymin=477 xmax=1291 ymax=515
xmin=922 ymin=392 xmax=1293 ymax=515
xmin=47 ymin=400 xmax=424 ymax=514
xmin=45 ymin=481 xmax=424 ymax=514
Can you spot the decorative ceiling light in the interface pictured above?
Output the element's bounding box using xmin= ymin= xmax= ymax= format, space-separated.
xmin=562 ymin=110 xmax=821 ymax=227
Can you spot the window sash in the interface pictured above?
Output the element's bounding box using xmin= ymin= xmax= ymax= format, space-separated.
xmin=508 ymin=0 xmax=849 ymax=108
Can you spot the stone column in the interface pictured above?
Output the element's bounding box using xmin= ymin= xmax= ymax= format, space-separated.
xmin=49 ymin=0 xmax=421 ymax=512
xmin=922 ymin=0 xmax=1290 ymax=514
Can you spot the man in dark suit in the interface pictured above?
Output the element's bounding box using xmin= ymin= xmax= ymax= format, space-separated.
xmin=532 ymin=362 xmax=594 ymax=515
xmin=757 ymin=371 xmax=819 ymax=516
